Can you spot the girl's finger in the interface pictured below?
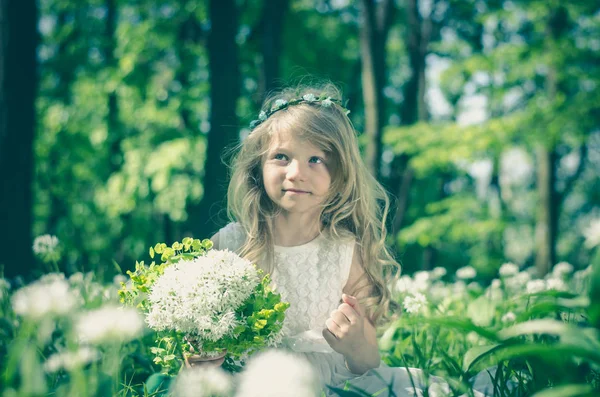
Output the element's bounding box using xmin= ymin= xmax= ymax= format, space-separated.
xmin=338 ymin=303 xmax=359 ymax=324
xmin=331 ymin=309 xmax=351 ymax=327
xmin=325 ymin=318 xmax=342 ymax=339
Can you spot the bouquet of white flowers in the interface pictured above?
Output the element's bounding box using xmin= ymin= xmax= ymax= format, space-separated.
xmin=119 ymin=238 xmax=289 ymax=374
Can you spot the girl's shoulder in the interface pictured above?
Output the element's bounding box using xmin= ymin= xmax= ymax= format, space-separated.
xmin=215 ymin=222 xmax=247 ymax=252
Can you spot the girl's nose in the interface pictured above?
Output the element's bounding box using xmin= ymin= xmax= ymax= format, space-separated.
xmin=286 ymin=160 xmax=306 ymax=180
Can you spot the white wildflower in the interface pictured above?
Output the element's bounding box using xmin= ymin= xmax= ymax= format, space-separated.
xmin=69 ymin=272 xmax=84 ymax=284
xmin=76 ymin=306 xmax=144 ymax=344
xmin=431 ymin=267 xmax=447 ymax=279
xmin=258 ymin=111 xmax=267 ymax=121
xmin=169 ymin=366 xmax=232 ymax=397
xmin=113 ymin=274 xmax=127 ymax=286
xmin=501 ymin=312 xmax=517 ymax=323
xmin=583 ymin=218 xmax=600 ymax=249
xmin=32 ymin=234 xmax=59 ymax=255
xmin=147 ymin=250 xmax=259 ymax=341
xmin=429 ymin=283 xmax=451 ymax=302
xmin=466 ymin=331 xmax=483 ymax=345
xmin=414 ymin=271 xmax=430 ymax=283
xmin=456 ymin=266 xmax=476 ymax=280
xmin=552 ymin=262 xmax=574 ymax=278
xmin=395 ymin=275 xmax=413 ymax=294
xmin=453 ymin=280 xmax=467 ymax=296
xmin=403 ymin=293 xmax=428 ymax=314
xmin=526 ymin=279 xmax=546 ymax=294
xmin=302 ymin=93 xmax=317 ymax=102
xmin=44 ymin=347 xmax=100 ymax=373
xmin=235 ymin=350 xmax=320 ymax=397
xmin=12 ymin=274 xmax=77 ymax=319
xmin=499 ymin=262 xmax=519 ymax=278
xmin=490 ymin=279 xmax=501 ymax=289
xmin=513 ymin=271 xmax=531 ymax=287
xmin=546 ymin=278 xmax=567 ymax=291
xmin=320 ymin=97 xmax=333 ymax=107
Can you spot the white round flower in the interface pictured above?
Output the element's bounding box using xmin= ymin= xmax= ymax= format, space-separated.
xmin=583 ymin=218 xmax=600 ymax=249
xmin=490 ymin=279 xmax=501 ymax=289
xmin=169 ymin=366 xmax=232 ymax=397
xmin=320 ymin=97 xmax=333 ymax=107
xmin=76 ymin=306 xmax=144 ymax=344
xmin=526 ymin=279 xmax=546 ymax=294
xmin=513 ymin=271 xmax=531 ymax=287
xmin=147 ymin=249 xmax=260 ymax=340
xmin=501 ymin=312 xmax=516 ymax=323
xmin=499 ymin=262 xmax=519 ymax=278
xmin=403 ymin=293 xmax=428 ymax=314
xmin=431 ymin=267 xmax=447 ymax=279
xmin=456 ymin=266 xmax=476 ymax=280
xmin=395 ymin=275 xmax=413 ymax=294
xmin=235 ymin=350 xmax=320 ymax=397
xmin=546 ymin=278 xmax=567 ymax=291
xmin=11 ymin=274 xmax=77 ymax=319
xmin=44 ymin=347 xmax=100 ymax=373
xmin=273 ymin=99 xmax=288 ymax=110
xmin=414 ymin=271 xmax=430 ymax=283
xmin=32 ymin=234 xmax=59 ymax=255
xmin=552 ymin=262 xmax=574 ymax=278
xmin=302 ymin=93 xmax=317 ymax=102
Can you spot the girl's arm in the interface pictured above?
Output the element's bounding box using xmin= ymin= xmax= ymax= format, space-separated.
xmin=341 ymin=247 xmax=380 ymax=374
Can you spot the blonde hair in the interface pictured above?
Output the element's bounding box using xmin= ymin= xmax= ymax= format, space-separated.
xmin=227 ymin=83 xmax=400 ymax=324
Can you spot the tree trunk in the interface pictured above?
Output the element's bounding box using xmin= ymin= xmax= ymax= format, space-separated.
xmin=260 ymin=0 xmax=289 ymax=99
xmin=392 ymin=0 xmax=430 ymax=235
xmin=0 ymin=0 xmax=37 ymax=279
xmin=360 ymin=0 xmax=394 ymax=180
xmin=534 ymin=6 xmax=568 ymax=276
xmin=185 ymin=0 xmax=239 ymax=238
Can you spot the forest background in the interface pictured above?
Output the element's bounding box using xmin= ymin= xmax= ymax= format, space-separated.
xmin=1 ymin=0 xmax=599 ymax=283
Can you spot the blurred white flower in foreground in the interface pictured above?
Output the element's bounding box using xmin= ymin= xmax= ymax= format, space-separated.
xmin=499 ymin=262 xmax=519 ymax=278
xmin=552 ymin=262 xmax=574 ymax=278
xmin=235 ymin=350 xmax=320 ymax=397
xmin=583 ymin=218 xmax=600 ymax=249
xmin=403 ymin=293 xmax=428 ymax=314
xmin=44 ymin=347 xmax=100 ymax=373
xmin=76 ymin=306 xmax=144 ymax=344
xmin=501 ymin=312 xmax=516 ymax=323
xmin=169 ymin=366 xmax=232 ymax=397
xmin=546 ymin=278 xmax=567 ymax=291
xmin=456 ymin=266 xmax=476 ymax=280
xmin=526 ymin=279 xmax=546 ymax=294
xmin=11 ymin=274 xmax=77 ymax=319
xmin=431 ymin=267 xmax=447 ymax=279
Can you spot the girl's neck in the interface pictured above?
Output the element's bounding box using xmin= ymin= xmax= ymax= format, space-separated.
xmin=271 ymin=213 xmax=322 ymax=247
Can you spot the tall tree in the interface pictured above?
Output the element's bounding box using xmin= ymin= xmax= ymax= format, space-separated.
xmin=0 ymin=0 xmax=37 ymax=279
xmin=360 ymin=0 xmax=394 ymax=180
xmin=259 ymin=0 xmax=289 ymax=98
xmin=186 ymin=0 xmax=240 ymax=238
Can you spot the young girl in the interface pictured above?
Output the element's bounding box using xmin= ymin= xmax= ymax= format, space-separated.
xmin=202 ymin=84 xmax=494 ymax=396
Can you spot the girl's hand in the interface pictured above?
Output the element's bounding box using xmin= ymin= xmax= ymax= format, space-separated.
xmin=322 ymin=294 xmax=367 ymax=357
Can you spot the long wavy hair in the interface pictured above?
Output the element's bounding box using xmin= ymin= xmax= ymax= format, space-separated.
xmin=227 ymin=83 xmax=400 ymax=324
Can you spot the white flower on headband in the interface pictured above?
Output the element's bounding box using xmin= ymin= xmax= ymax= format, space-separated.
xmin=272 ymin=99 xmax=288 ymax=111
xmin=302 ymin=93 xmax=317 ymax=102
xmin=321 ymin=97 xmax=333 ymax=107
xmin=258 ymin=111 xmax=267 ymax=121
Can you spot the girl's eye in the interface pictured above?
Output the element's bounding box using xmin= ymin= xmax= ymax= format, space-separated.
xmin=309 ymin=156 xmax=324 ymax=164
xmin=274 ymin=153 xmax=288 ymax=161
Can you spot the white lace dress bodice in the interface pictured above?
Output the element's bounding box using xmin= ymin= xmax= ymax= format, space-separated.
xmin=217 ymin=222 xmax=357 ymax=383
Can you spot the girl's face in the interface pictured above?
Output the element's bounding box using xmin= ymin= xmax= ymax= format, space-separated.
xmin=262 ymin=131 xmax=331 ymax=218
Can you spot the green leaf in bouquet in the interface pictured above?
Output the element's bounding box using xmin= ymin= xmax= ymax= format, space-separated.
xmin=274 ymin=302 xmax=289 ymax=312
xmin=149 ymin=246 xmax=155 ymax=259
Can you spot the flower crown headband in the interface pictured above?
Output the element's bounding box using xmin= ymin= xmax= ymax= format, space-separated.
xmin=249 ymin=93 xmax=350 ymax=130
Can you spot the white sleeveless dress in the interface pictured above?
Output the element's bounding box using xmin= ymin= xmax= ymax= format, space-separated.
xmin=218 ymin=223 xmax=494 ymax=397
